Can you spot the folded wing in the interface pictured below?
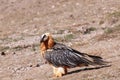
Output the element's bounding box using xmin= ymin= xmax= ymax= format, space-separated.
xmin=45 ymin=43 xmax=107 ymax=68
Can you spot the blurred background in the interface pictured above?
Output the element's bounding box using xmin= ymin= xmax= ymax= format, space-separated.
xmin=0 ymin=0 xmax=120 ymax=80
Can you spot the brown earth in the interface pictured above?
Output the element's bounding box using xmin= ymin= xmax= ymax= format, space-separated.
xmin=0 ymin=0 xmax=120 ymax=80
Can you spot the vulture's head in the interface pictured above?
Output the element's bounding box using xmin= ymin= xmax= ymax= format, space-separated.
xmin=40 ymin=33 xmax=54 ymax=51
xmin=40 ymin=33 xmax=51 ymax=43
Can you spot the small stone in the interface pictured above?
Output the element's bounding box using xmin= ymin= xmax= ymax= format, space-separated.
xmin=36 ymin=64 xmax=40 ymax=67
xmin=1 ymin=52 xmax=6 ymax=56
xmin=29 ymin=65 xmax=33 ymax=67
xmin=51 ymin=5 xmax=55 ymax=8
xmin=13 ymin=52 xmax=16 ymax=54
xmin=76 ymin=3 xmax=80 ymax=6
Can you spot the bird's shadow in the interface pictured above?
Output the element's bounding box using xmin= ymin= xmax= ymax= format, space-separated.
xmin=67 ymin=65 xmax=111 ymax=75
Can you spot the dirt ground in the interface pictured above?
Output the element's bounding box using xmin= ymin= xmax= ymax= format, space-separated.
xmin=0 ymin=0 xmax=120 ymax=80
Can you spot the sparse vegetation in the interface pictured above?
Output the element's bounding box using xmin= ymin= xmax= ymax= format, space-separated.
xmin=55 ymin=30 xmax=65 ymax=34
xmin=64 ymin=33 xmax=74 ymax=41
xmin=108 ymin=11 xmax=120 ymax=18
xmin=104 ymin=28 xmax=113 ymax=34
xmin=96 ymin=24 xmax=120 ymax=41
xmin=99 ymin=20 xmax=104 ymax=25
xmin=54 ymin=33 xmax=74 ymax=42
xmin=55 ymin=36 xmax=64 ymax=42
xmin=31 ymin=44 xmax=39 ymax=51
xmin=104 ymin=24 xmax=120 ymax=34
xmin=12 ymin=43 xmax=40 ymax=51
xmin=105 ymin=11 xmax=120 ymax=25
xmin=13 ymin=45 xmax=24 ymax=51
xmin=0 ymin=46 xmax=10 ymax=52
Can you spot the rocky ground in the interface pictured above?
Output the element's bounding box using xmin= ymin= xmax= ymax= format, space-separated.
xmin=0 ymin=0 xmax=120 ymax=80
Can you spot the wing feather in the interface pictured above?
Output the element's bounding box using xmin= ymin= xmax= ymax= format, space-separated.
xmin=45 ymin=43 xmax=106 ymax=67
xmin=45 ymin=43 xmax=94 ymax=67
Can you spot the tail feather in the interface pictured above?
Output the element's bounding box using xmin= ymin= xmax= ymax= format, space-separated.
xmin=85 ymin=54 xmax=108 ymax=65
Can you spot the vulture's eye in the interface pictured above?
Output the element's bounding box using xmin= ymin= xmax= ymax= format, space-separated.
xmin=40 ymin=34 xmax=48 ymax=42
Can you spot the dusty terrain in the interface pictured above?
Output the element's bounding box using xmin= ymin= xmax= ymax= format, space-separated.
xmin=0 ymin=0 xmax=120 ymax=80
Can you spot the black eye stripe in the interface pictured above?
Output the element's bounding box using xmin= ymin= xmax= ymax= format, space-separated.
xmin=40 ymin=34 xmax=46 ymax=42
xmin=42 ymin=35 xmax=46 ymax=39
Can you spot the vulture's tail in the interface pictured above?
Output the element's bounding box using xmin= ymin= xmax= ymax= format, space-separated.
xmin=87 ymin=55 xmax=108 ymax=65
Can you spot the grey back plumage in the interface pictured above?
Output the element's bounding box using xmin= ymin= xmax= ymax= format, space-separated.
xmin=45 ymin=43 xmax=107 ymax=68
